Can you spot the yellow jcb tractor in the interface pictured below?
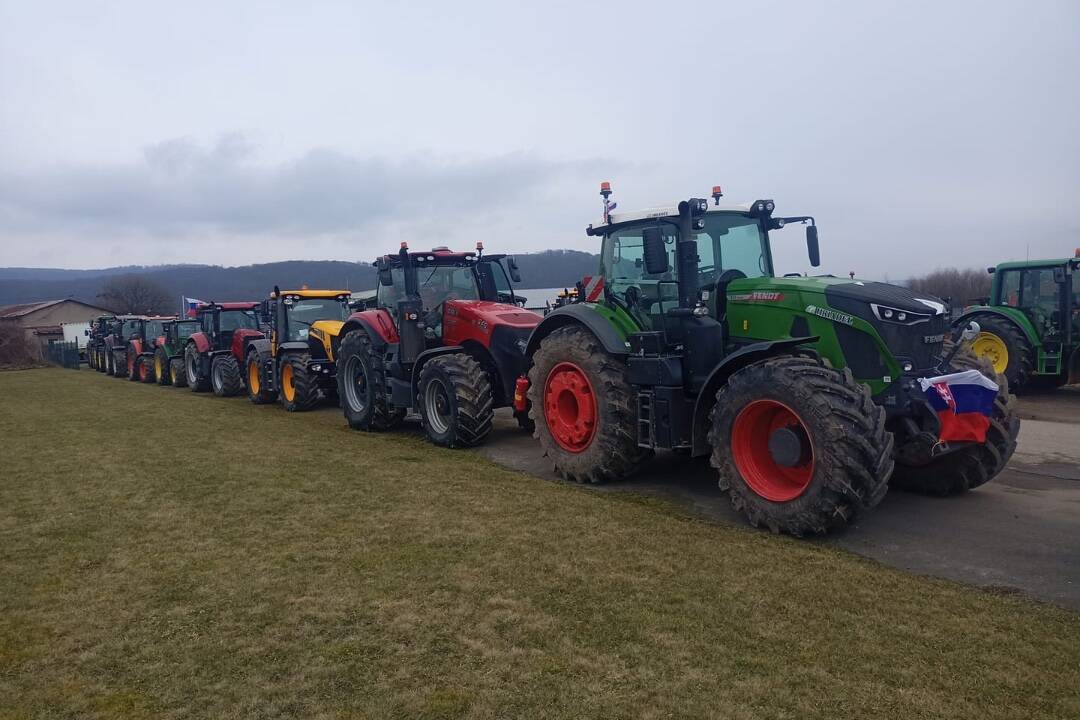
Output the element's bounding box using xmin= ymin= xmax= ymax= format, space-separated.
xmin=243 ymin=287 xmax=351 ymax=411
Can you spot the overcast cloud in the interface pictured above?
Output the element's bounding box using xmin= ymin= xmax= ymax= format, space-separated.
xmin=0 ymin=0 xmax=1077 ymax=278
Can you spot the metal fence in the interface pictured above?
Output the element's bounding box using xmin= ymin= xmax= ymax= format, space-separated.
xmin=42 ymin=340 xmax=82 ymax=369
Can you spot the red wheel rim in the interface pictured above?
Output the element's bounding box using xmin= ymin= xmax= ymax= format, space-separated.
xmin=140 ymin=362 xmax=149 ymax=381
xmin=543 ymin=362 xmax=597 ymax=453
xmin=731 ymin=399 xmax=815 ymax=502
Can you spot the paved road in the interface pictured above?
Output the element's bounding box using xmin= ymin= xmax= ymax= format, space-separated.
xmin=477 ymin=397 xmax=1080 ymax=610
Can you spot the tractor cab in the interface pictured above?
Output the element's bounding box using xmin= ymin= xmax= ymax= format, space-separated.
xmin=196 ymin=303 xmax=261 ymax=352
xmin=268 ymin=288 xmax=350 ymax=355
xmin=374 ymin=244 xmax=525 ymax=353
xmin=957 ymin=252 xmax=1080 ymax=387
xmin=165 ymin=318 xmax=198 ymax=347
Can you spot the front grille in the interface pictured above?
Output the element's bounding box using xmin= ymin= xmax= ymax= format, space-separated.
xmin=874 ymin=316 xmax=945 ymax=371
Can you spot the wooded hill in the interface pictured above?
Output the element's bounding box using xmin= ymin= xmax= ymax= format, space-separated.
xmin=0 ymin=250 xmax=599 ymax=307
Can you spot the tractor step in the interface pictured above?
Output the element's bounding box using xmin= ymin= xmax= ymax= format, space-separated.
xmin=636 ymin=390 xmax=655 ymax=449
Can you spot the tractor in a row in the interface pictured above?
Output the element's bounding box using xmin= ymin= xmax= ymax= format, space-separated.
xmin=124 ymin=317 xmax=172 ymax=382
xmin=86 ymin=315 xmax=115 ymax=371
xmin=517 ymin=184 xmax=1019 ymax=534
xmin=244 ymin=288 xmax=351 ymax=411
xmin=335 ymin=244 xmax=539 ymax=447
xmin=183 ymin=302 xmax=264 ymax=395
xmin=955 ymin=252 xmax=1080 ymax=391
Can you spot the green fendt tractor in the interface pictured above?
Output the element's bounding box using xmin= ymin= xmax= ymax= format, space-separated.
xmin=522 ymin=183 xmax=1019 ymax=535
xmin=953 ymin=252 xmax=1080 ymax=391
xmin=154 ymin=318 xmax=199 ymax=387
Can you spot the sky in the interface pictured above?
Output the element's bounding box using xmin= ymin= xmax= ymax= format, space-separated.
xmin=0 ymin=0 xmax=1078 ymax=279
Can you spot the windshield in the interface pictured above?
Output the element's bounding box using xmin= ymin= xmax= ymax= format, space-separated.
xmin=378 ymin=266 xmax=480 ymax=310
xmin=146 ymin=321 xmax=164 ymax=338
xmin=694 ymin=214 xmax=771 ymax=286
xmin=285 ymin=297 xmax=347 ymax=341
xmin=176 ymin=322 xmax=197 ymax=340
xmin=219 ymin=310 xmax=259 ymax=332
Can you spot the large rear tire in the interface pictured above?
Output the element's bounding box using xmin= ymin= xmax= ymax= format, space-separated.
xmin=418 ymin=353 xmax=494 ymax=448
xmin=280 ymin=353 xmax=319 ymax=412
xmin=138 ymin=355 xmax=155 ymax=383
xmin=527 ymin=325 xmax=647 ymax=484
xmin=708 ymin=355 xmax=893 ymax=536
xmin=891 ymin=343 xmax=1020 ymax=496
xmin=960 ymin=313 xmax=1034 ymax=391
xmin=337 ymin=329 xmax=405 ymax=430
xmin=246 ymin=350 xmax=277 ymax=404
xmin=211 ymin=354 xmax=243 ymax=397
xmin=169 ymin=358 xmax=187 ymax=388
xmin=113 ymin=350 xmax=128 ymax=378
xmin=127 ymin=347 xmax=141 ymax=382
xmin=155 ymin=349 xmax=170 ymax=386
xmin=185 ymin=344 xmax=210 ymax=392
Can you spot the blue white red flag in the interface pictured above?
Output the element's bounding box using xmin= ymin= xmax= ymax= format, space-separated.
xmin=184 ymin=297 xmax=205 ymax=318
xmin=918 ymin=369 xmax=998 ymax=443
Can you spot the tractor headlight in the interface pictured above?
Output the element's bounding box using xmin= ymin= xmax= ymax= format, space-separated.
xmin=871 ymin=304 xmax=931 ymax=325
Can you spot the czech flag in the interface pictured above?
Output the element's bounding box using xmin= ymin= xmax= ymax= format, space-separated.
xmin=184 ymin=297 xmax=205 ymax=318
xmin=918 ymin=369 xmax=998 ymax=444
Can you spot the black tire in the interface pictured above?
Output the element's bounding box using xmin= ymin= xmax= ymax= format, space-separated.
xmin=337 ymin=329 xmax=405 ymax=430
xmin=211 ymin=354 xmax=243 ymax=397
xmin=127 ymin=344 xmax=142 ymax=382
xmin=113 ymin=350 xmax=128 ymax=378
xmin=155 ymin=349 xmax=171 ymax=386
xmin=246 ymin=350 xmax=277 ymax=404
xmin=960 ymin=313 xmax=1034 ymax=391
xmin=891 ymin=343 xmax=1020 ymax=496
xmin=708 ymin=355 xmax=893 ymax=536
xmin=185 ymin=344 xmax=210 ymax=392
xmin=169 ymin=358 xmax=187 ymax=388
xmin=279 ymin=353 xmax=319 ymax=412
xmin=418 ymin=353 xmax=494 ymax=448
xmin=88 ymin=347 xmax=96 ymax=370
xmin=139 ymin=355 xmax=156 ymax=383
xmin=526 ymin=325 xmax=648 ymax=484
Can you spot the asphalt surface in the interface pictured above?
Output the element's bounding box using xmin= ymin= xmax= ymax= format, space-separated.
xmin=476 ymin=391 xmax=1080 ymax=611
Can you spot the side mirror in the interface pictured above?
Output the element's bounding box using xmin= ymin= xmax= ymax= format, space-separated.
xmin=507 ymin=256 xmax=522 ymax=284
xmin=377 ymin=258 xmax=394 ymax=287
xmin=806 ymin=226 xmax=821 ymax=267
xmin=84 ymin=328 xmax=90 ymax=336
xmin=642 ymin=227 xmax=669 ymax=275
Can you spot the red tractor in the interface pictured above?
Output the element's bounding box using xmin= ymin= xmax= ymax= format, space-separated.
xmin=183 ymin=302 xmax=265 ymax=395
xmin=336 ymin=244 xmax=539 ymax=447
xmin=125 ymin=316 xmax=174 ymax=383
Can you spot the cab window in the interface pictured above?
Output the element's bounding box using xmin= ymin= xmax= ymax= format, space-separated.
xmin=602 ymin=226 xmax=678 ymax=330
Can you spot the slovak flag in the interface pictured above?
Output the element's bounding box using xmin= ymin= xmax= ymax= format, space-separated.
xmin=918 ymin=369 xmax=999 ymax=443
xmin=184 ymin=297 xmax=205 ymax=318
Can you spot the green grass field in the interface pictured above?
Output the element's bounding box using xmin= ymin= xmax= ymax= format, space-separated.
xmin=1 ymin=368 xmax=1077 ymax=719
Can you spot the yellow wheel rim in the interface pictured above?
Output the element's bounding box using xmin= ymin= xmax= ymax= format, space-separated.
xmin=282 ymin=364 xmax=295 ymax=402
xmin=170 ymin=366 xmax=177 ymax=383
xmin=249 ymin=361 xmax=260 ymax=394
xmin=155 ymin=356 xmax=163 ymax=378
xmin=970 ymin=332 xmax=1009 ymax=374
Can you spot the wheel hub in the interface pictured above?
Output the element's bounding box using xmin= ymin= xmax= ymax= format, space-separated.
xmin=970 ymin=332 xmax=1009 ymax=374
xmin=731 ymin=399 xmax=816 ymax=502
xmin=544 ymin=362 xmax=597 ymax=453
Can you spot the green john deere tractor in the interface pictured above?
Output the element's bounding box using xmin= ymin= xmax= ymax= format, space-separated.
xmin=522 ymin=183 xmax=1019 ymax=535
xmin=155 ymin=318 xmax=199 ymax=387
xmin=953 ymin=253 xmax=1080 ymax=391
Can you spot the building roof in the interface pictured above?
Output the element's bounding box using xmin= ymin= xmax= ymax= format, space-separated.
xmin=0 ymin=298 xmax=112 ymax=319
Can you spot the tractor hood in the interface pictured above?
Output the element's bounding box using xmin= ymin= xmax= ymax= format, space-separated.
xmin=729 ymin=276 xmax=946 ymax=316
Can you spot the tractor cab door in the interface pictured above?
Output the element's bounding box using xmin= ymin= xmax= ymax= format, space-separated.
xmin=999 ymin=267 xmax=1063 ymax=342
xmin=602 ymin=225 xmax=679 ymax=333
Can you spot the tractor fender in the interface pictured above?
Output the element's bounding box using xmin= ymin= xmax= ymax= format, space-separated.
xmin=690 ymin=337 xmax=819 ymax=457
xmin=342 ymin=309 xmax=399 ymax=347
xmin=409 ymin=346 xmax=466 ymax=392
xmin=231 ymin=328 xmax=264 ymax=360
xmin=189 ymin=332 xmax=212 ymax=354
xmin=524 ymin=304 xmax=629 ymax=359
xmin=129 ymin=338 xmax=144 ymax=356
xmin=953 ymin=307 xmax=1039 ymax=347
xmin=246 ymin=337 xmax=272 ymax=359
xmin=276 ymin=341 xmax=309 ymax=356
